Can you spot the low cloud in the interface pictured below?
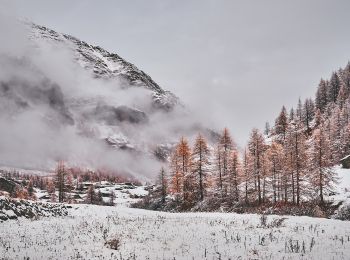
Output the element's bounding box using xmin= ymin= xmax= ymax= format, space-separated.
xmin=0 ymin=12 xmax=209 ymax=180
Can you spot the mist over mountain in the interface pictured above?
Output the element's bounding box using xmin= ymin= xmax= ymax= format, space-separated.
xmin=0 ymin=17 xmax=214 ymax=179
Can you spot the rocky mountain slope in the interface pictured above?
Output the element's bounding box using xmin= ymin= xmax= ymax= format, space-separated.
xmin=0 ymin=21 xmax=187 ymax=176
xmin=29 ymin=23 xmax=178 ymax=111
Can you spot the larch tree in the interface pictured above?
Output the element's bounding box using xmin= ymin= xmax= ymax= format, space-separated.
xmin=337 ymin=85 xmax=347 ymax=109
xmin=309 ymin=126 xmax=338 ymax=205
xmin=248 ymin=128 xmax=266 ymax=205
xmin=214 ymin=144 xmax=223 ymax=192
xmin=290 ymin=120 xmax=307 ymax=205
xmin=285 ymin=122 xmax=297 ymax=204
xmin=219 ymin=128 xmax=235 ymax=196
xmin=191 ymin=133 xmax=211 ymax=201
xmin=55 ymin=161 xmax=66 ymax=203
xmin=228 ymin=150 xmax=240 ymax=202
xmin=268 ymin=141 xmax=284 ymax=203
xmin=314 ymin=108 xmax=322 ymax=128
xmin=46 ymin=179 xmax=56 ymax=202
xmin=169 ymin=147 xmax=182 ymax=199
xmin=329 ymin=106 xmax=343 ymax=163
xmin=260 ymin=152 xmax=270 ymax=204
xmin=342 ymin=123 xmax=350 ymax=156
xmin=173 ymin=137 xmax=192 ymax=203
xmin=242 ymin=148 xmax=250 ymax=204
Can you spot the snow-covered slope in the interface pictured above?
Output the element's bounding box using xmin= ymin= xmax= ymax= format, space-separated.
xmin=0 ymin=21 xmax=188 ymax=175
xmin=29 ymin=23 xmax=178 ymax=110
xmin=331 ymin=166 xmax=350 ymax=202
xmin=330 ymin=166 xmax=350 ymax=219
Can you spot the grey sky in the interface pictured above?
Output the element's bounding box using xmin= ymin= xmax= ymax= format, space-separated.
xmin=5 ymin=0 xmax=350 ymax=146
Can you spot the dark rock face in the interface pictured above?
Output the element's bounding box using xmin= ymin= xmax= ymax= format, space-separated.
xmin=0 ymin=57 xmax=74 ymax=126
xmin=0 ymin=178 xmax=17 ymax=193
xmin=93 ymin=104 xmax=148 ymax=125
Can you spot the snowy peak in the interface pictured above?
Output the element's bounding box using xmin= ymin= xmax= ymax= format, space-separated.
xmin=29 ymin=23 xmax=178 ymax=110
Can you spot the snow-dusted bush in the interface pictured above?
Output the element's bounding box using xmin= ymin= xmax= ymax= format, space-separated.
xmin=105 ymin=237 xmax=121 ymax=250
xmin=334 ymin=203 xmax=350 ymax=220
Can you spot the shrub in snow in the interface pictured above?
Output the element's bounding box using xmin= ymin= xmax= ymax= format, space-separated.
xmin=334 ymin=203 xmax=350 ymax=220
xmin=105 ymin=238 xmax=121 ymax=250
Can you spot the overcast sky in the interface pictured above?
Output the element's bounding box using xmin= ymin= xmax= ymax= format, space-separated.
xmin=5 ymin=0 xmax=350 ymax=145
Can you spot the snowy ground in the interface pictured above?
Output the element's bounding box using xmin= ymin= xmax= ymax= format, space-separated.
xmin=0 ymin=204 xmax=350 ymax=259
xmin=330 ymin=165 xmax=350 ymax=204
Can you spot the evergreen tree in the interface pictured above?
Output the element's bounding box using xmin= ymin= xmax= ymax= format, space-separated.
xmin=275 ymin=106 xmax=288 ymax=142
xmin=264 ymin=122 xmax=271 ymax=136
xmin=296 ymin=98 xmax=303 ymax=122
xmin=328 ymin=72 xmax=341 ymax=103
xmin=340 ymin=62 xmax=350 ymax=96
xmin=157 ymin=167 xmax=168 ymax=203
xmin=303 ymin=98 xmax=315 ymax=133
xmin=289 ymin=107 xmax=295 ymax=122
xmin=315 ymin=79 xmax=329 ymax=112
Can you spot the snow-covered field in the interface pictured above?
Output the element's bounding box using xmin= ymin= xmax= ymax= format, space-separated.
xmin=0 ymin=204 xmax=349 ymax=259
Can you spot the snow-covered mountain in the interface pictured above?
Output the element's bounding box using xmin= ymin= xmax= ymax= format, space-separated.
xmin=29 ymin=23 xmax=178 ymax=111
xmin=0 ymin=21 xmax=190 ymax=176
